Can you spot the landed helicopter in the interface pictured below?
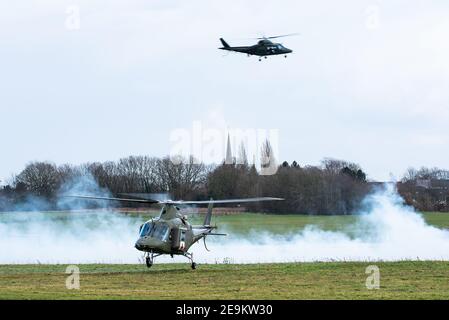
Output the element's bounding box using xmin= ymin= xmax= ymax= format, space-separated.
xmin=219 ymin=34 xmax=298 ymax=61
xmin=68 ymin=195 xmax=283 ymax=269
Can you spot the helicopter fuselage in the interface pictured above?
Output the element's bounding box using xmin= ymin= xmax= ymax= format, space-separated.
xmin=219 ymin=38 xmax=293 ymax=57
xmin=134 ymin=205 xmax=212 ymax=256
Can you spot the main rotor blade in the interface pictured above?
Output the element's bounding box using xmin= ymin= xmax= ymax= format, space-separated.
xmin=168 ymin=197 xmax=284 ymax=205
xmin=118 ymin=193 xmax=172 ymax=202
xmin=65 ymin=196 xmax=283 ymax=206
xmin=65 ymin=195 xmax=160 ymax=204
xmin=257 ymin=33 xmax=300 ymax=40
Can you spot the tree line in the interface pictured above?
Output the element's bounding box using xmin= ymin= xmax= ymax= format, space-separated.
xmin=398 ymin=167 xmax=449 ymax=212
xmin=1 ymin=153 xmax=447 ymax=214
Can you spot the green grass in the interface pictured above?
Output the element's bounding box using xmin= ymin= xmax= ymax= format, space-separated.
xmin=189 ymin=211 xmax=449 ymax=236
xmin=421 ymin=212 xmax=449 ymax=229
xmin=210 ymin=214 xmax=358 ymax=235
xmin=0 ymin=262 xmax=448 ymax=300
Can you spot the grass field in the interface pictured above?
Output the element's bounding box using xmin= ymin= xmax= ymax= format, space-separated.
xmin=1 ymin=211 xmax=448 ymax=300
xmin=0 ymin=262 xmax=448 ymax=300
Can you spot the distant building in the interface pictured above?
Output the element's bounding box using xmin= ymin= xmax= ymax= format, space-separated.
xmin=416 ymin=179 xmax=431 ymax=189
xmin=398 ymin=178 xmax=449 ymax=211
xmin=428 ymin=179 xmax=449 ymax=191
xmin=224 ymin=134 xmax=236 ymax=165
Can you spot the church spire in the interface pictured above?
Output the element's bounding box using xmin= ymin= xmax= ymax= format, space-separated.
xmin=225 ymin=133 xmax=233 ymax=165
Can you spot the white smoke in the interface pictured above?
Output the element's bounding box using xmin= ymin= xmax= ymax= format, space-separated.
xmin=0 ymin=174 xmax=143 ymax=264
xmin=0 ymin=183 xmax=448 ymax=264
xmin=0 ymin=210 xmax=141 ymax=264
xmin=201 ymin=184 xmax=449 ymax=263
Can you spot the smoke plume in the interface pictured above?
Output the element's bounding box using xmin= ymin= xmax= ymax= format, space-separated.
xmin=0 ymin=180 xmax=448 ymax=264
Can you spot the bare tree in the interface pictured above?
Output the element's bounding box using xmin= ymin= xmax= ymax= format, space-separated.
xmin=155 ymin=156 xmax=208 ymax=199
xmin=237 ymin=142 xmax=249 ymax=166
xmin=16 ymin=162 xmax=60 ymax=198
xmin=260 ymin=139 xmax=278 ymax=176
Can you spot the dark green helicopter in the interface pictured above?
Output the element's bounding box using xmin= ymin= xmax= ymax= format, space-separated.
xmin=68 ymin=195 xmax=283 ymax=269
xmin=219 ymin=34 xmax=298 ymax=61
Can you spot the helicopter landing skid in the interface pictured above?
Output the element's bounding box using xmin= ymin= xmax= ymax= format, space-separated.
xmin=144 ymin=251 xmax=197 ymax=270
xmin=144 ymin=251 xmax=162 ymax=268
xmin=183 ymin=252 xmax=197 ymax=270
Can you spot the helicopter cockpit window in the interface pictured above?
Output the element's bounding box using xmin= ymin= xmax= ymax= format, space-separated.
xmin=152 ymin=224 xmax=170 ymax=242
xmin=139 ymin=222 xmax=153 ymax=237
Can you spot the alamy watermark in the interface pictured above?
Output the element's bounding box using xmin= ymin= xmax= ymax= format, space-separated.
xmin=365 ymin=265 xmax=380 ymax=290
xmin=365 ymin=5 xmax=381 ymax=30
xmin=169 ymin=121 xmax=280 ymax=175
xmin=65 ymin=5 xmax=81 ymax=31
xmin=65 ymin=265 xmax=80 ymax=290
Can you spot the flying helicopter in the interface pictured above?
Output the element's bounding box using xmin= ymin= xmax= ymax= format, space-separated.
xmin=219 ymin=33 xmax=298 ymax=61
xmin=68 ymin=194 xmax=283 ymax=269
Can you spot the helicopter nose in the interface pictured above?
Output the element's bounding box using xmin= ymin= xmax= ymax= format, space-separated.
xmin=134 ymin=240 xmax=144 ymax=251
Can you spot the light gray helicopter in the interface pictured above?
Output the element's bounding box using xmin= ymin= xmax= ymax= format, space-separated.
xmin=68 ymin=195 xmax=283 ymax=269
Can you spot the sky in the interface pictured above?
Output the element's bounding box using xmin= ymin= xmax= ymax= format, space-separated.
xmin=1 ymin=0 xmax=448 ymax=183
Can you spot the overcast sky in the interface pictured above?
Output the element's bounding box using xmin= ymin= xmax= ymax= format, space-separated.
xmin=1 ymin=0 xmax=448 ymax=183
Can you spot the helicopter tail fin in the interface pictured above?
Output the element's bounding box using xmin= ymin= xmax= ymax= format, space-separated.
xmin=204 ymin=198 xmax=213 ymax=226
xmin=220 ymin=38 xmax=230 ymax=48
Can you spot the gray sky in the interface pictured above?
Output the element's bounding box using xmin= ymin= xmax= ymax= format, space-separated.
xmin=1 ymin=0 xmax=448 ymax=183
